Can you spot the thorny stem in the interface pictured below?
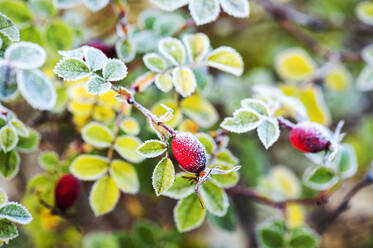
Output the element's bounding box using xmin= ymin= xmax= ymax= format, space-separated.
xmin=317 ymin=176 xmax=373 ymax=233
xmin=277 ymin=116 xmax=295 ymax=130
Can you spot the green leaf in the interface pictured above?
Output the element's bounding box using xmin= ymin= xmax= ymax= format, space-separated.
xmin=115 ymin=39 xmax=136 ymax=63
xmin=181 ymin=94 xmax=218 ymax=128
xmin=0 ymin=150 xmax=20 ymax=179
xmin=0 ymin=62 xmax=18 ymax=102
xmin=257 ymin=220 xmax=286 ymax=248
xmin=84 ymin=46 xmax=108 ymax=71
xmin=208 ymin=201 xmax=237 ymax=232
xmin=172 ymin=67 xmax=197 ymax=97
xmin=0 ymin=1 xmax=32 ymax=23
xmin=206 ymin=46 xmax=244 ymax=76
xmin=137 ymin=139 xmax=167 ymax=158
xmin=103 ymin=59 xmax=128 ymax=82
xmin=189 ymin=0 xmax=220 ymax=25
xmin=220 ymin=0 xmax=250 ymax=18
xmin=20 ymin=26 xmax=43 ymax=45
xmin=183 ymin=33 xmax=210 ymax=63
xmin=16 ymin=69 xmax=56 ymax=110
xmin=109 ymin=160 xmax=139 ymax=194
xmin=45 ymin=20 xmax=73 ymax=52
xmin=82 ymin=0 xmax=110 ymax=12
xmin=200 ymin=181 xmax=228 ymax=216
xmin=5 ymin=42 xmax=46 ymax=69
xmin=89 ymin=176 xmax=119 ymax=216
xmin=70 ymin=154 xmax=108 ymax=181
xmin=304 ymin=166 xmax=338 ymax=191
xmin=38 ymin=151 xmax=59 ymax=170
xmin=148 ymin=0 xmax=188 ymax=11
xmin=155 ymin=73 xmax=173 ymax=92
xmin=336 ymin=144 xmax=358 ymax=179
xmin=221 ymin=108 xmax=262 ymax=133
xmin=143 ymin=53 xmax=167 ymax=72
xmin=162 ymin=172 xmax=195 ymax=199
xmin=0 ymin=202 xmax=32 ymax=224
xmin=241 ymin=98 xmax=269 ymax=116
xmin=16 ymin=129 xmax=39 ymax=152
xmin=132 ymin=30 xmax=160 ymax=53
xmin=0 ymin=187 xmax=7 ymax=206
xmin=174 ymin=193 xmax=206 ymax=232
xmin=153 ymin=13 xmax=186 ymax=36
xmin=0 ymin=12 xmax=19 ymax=41
xmin=196 ymin=133 xmax=216 ymax=154
xmin=10 ymin=119 xmax=28 ymax=137
xmin=120 ymin=117 xmax=140 ymax=136
xmin=87 ymin=76 xmax=111 ymax=95
xmin=289 ymin=226 xmax=319 ymax=248
xmin=0 ymin=125 xmax=18 ymax=152
xmin=58 ymin=46 xmax=85 ymax=60
xmin=215 ymin=149 xmax=239 ymax=165
xmin=54 ymin=58 xmax=90 ymax=81
xmin=29 ymin=0 xmax=57 ymax=18
xmin=257 ymin=118 xmax=280 ymax=149
xmin=158 ymin=37 xmax=185 ymax=66
xmin=114 ymin=136 xmax=144 ymax=163
xmin=0 ymin=219 xmax=17 ymax=241
xmin=152 ymin=157 xmax=175 ymax=196
xmin=211 ymin=164 xmax=239 ymax=188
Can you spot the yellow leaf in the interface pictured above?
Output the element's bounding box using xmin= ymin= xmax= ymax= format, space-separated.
xmin=178 ymin=119 xmax=199 ymax=133
xmin=114 ymin=136 xmax=144 ymax=163
xmin=120 ymin=117 xmax=140 ymax=135
xmin=286 ymin=203 xmax=305 ymax=228
xmin=270 ymin=166 xmax=300 ymax=199
xmin=207 ymin=46 xmax=243 ymax=76
xmin=324 ymin=65 xmax=350 ymax=92
xmin=93 ymin=106 xmax=115 ymax=123
xmin=152 ymin=100 xmax=182 ymax=128
xmin=109 ymin=160 xmax=139 ymax=194
xmin=275 ymin=48 xmax=316 ymax=81
xmin=181 ymin=94 xmax=218 ymax=128
xmin=68 ymin=101 xmax=92 ymax=116
xmin=89 ymin=176 xmax=120 ymax=216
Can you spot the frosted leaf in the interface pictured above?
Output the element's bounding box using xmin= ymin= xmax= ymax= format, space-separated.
xmin=5 ymin=42 xmax=46 ymax=70
xmin=84 ymin=46 xmax=108 ymax=71
xmin=189 ymin=0 xmax=220 ymax=25
xmin=219 ymin=0 xmax=250 ymax=18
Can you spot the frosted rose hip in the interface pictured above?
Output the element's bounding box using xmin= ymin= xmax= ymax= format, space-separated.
xmin=289 ymin=121 xmax=331 ymax=153
xmin=172 ymin=132 xmax=207 ymax=174
xmin=54 ymin=174 xmax=80 ymax=211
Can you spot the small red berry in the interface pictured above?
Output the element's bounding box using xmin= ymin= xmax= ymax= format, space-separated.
xmin=172 ymin=132 xmax=208 ymax=174
xmin=85 ymin=40 xmax=115 ymax=58
xmin=54 ymin=174 xmax=80 ymax=211
xmin=289 ymin=121 xmax=331 ymax=153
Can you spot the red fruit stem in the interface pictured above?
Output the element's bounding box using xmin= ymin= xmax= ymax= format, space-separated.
xmin=277 ymin=116 xmax=295 ymax=130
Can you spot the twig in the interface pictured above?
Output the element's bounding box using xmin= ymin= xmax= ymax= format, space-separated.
xmin=107 ymin=101 xmax=127 ymax=164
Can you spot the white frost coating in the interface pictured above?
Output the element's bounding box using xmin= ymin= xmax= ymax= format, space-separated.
xmin=0 ymin=202 xmax=32 ymax=224
xmin=58 ymin=46 xmax=85 ymax=60
xmin=81 ymin=122 xmax=113 ymax=148
xmin=162 ymin=172 xmax=195 ymax=199
xmin=53 ymin=0 xmax=80 ymax=9
xmin=102 ymin=58 xmax=128 ymax=81
xmin=82 ymin=0 xmax=110 ymax=12
xmin=86 ymin=76 xmax=111 ymax=95
xmin=0 ymin=125 xmax=18 ymax=153
xmin=182 ymin=33 xmax=210 ymax=63
xmin=356 ymin=1 xmax=373 ymax=25
xmin=5 ymin=42 xmax=46 ymax=70
xmin=158 ymin=37 xmax=186 ymax=66
xmin=219 ymin=0 xmax=250 ymax=18
xmin=220 ymin=108 xmax=262 ymax=133
xmin=172 ymin=67 xmax=197 ymax=97
xmin=84 ymin=46 xmax=108 ymax=71
xmin=136 ymin=139 xmax=167 ymax=158
xmin=155 ymin=73 xmax=173 ymax=92
xmin=257 ymin=117 xmax=280 ymax=149
xmin=16 ymin=70 xmax=57 ymax=110
xmin=240 ymin=98 xmax=270 ymax=116
xmin=189 ymin=0 xmax=220 ymax=25
xmin=357 ymin=65 xmax=373 ymax=91
xmin=143 ymin=53 xmax=167 ymax=72
xmin=150 ymin=0 xmax=189 ymax=11
xmin=361 ymin=43 xmax=373 ymax=65
xmin=206 ymin=46 xmax=244 ymax=76
xmin=158 ymin=104 xmax=174 ymax=122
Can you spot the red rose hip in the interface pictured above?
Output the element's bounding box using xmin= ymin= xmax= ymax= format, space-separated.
xmin=54 ymin=174 xmax=80 ymax=211
xmin=289 ymin=121 xmax=331 ymax=153
xmin=172 ymin=132 xmax=207 ymax=174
